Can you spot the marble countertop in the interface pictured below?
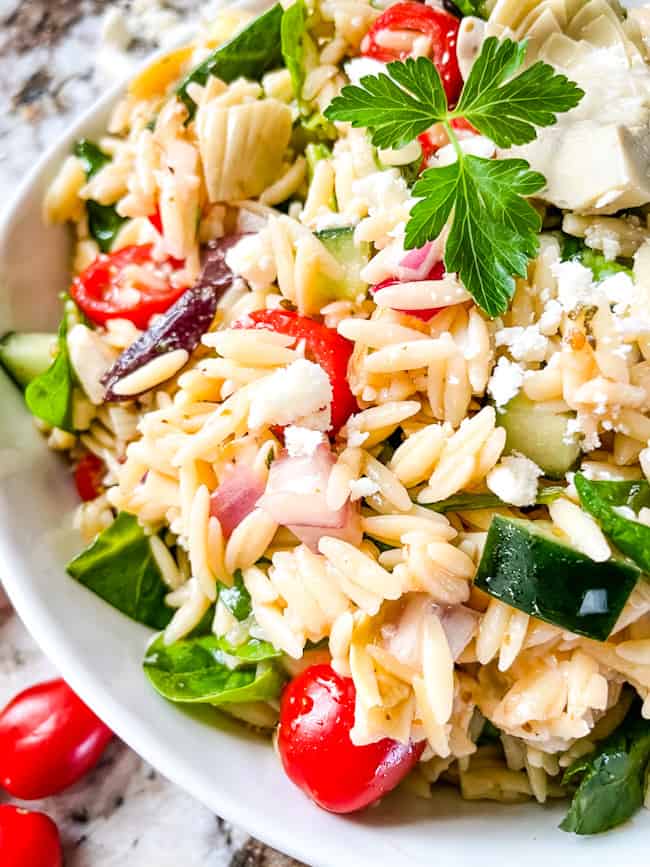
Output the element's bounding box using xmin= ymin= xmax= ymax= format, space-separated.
xmin=0 ymin=2 xmax=303 ymax=864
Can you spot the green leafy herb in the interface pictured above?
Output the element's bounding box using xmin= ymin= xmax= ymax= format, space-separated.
xmin=74 ymin=139 xmax=111 ymax=177
xmin=24 ymin=317 xmax=74 ymax=431
xmin=177 ymin=4 xmax=284 ymax=120
xmin=575 ymin=474 xmax=650 ymax=573
xmin=475 ymin=515 xmax=640 ymax=641
xmin=477 ymin=718 xmax=501 ymax=746
xmin=325 ymin=38 xmax=583 ymax=316
xmin=218 ymin=570 xmax=252 ymax=621
xmin=452 ymin=0 xmax=493 ymax=17
xmin=86 ymin=201 xmax=128 ymax=253
xmin=75 ymin=139 xmax=127 ymax=253
xmin=143 ymin=632 xmax=285 ymax=705
xmin=281 ymin=0 xmax=308 ymax=103
xmin=425 ymin=486 xmax=565 ymax=513
xmin=561 ymin=235 xmax=633 ymax=282
xmin=67 ymin=512 xmax=173 ymax=629
xmin=561 ymin=703 xmax=650 ymax=835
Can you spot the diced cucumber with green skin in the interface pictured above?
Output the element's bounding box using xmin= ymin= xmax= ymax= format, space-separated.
xmin=0 ymin=332 xmax=56 ymax=389
xmin=497 ymin=392 xmax=581 ymax=479
xmin=475 ymin=515 xmax=641 ymax=641
xmin=315 ymin=227 xmax=370 ymax=299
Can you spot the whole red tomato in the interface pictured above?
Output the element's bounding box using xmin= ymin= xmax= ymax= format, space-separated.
xmin=278 ymin=664 xmax=424 ymax=813
xmin=0 ymin=678 xmax=113 ymax=799
xmin=0 ymin=805 xmax=62 ymax=867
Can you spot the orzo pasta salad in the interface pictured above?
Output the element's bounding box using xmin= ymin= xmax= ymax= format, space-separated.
xmin=6 ymin=0 xmax=650 ymax=835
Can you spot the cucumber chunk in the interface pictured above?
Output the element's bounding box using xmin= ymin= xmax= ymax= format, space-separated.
xmin=315 ymin=227 xmax=370 ymax=300
xmin=497 ymin=392 xmax=580 ymax=479
xmin=0 ymin=332 xmax=56 ymax=389
xmin=475 ymin=515 xmax=640 ymax=641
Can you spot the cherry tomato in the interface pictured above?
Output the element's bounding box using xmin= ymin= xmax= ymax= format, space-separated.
xmin=71 ymin=244 xmax=188 ymax=329
xmin=0 ymin=806 xmax=62 ymax=867
xmin=361 ymin=2 xmax=463 ymax=105
xmin=371 ymin=260 xmax=445 ymax=321
xmin=234 ymin=309 xmax=357 ymax=433
xmin=0 ymin=678 xmax=113 ymax=800
xmin=418 ymin=118 xmax=479 ymax=170
xmin=74 ymin=452 xmax=106 ymax=502
xmin=278 ymin=664 xmax=425 ymax=813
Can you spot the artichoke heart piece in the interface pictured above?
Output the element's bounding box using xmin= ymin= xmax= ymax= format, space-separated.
xmin=197 ymin=98 xmax=293 ymax=203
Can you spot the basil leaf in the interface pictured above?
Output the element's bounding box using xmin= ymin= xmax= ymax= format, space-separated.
xmin=281 ymin=0 xmax=308 ymax=103
xmin=67 ymin=512 xmax=173 ymax=629
xmin=425 ymin=487 xmax=565 ymax=513
xmin=218 ymin=570 xmax=252 ymax=621
xmin=561 ymin=704 xmax=650 ymax=835
xmin=74 ymin=139 xmax=111 ymax=178
xmin=575 ymin=474 xmax=650 ymax=573
xmin=74 ymin=138 xmax=127 ymax=252
xmin=24 ymin=317 xmax=74 ymax=431
xmin=86 ymin=200 xmax=127 ymax=253
xmin=177 ymin=4 xmax=284 ymax=120
xmin=143 ymin=633 xmax=285 ymax=705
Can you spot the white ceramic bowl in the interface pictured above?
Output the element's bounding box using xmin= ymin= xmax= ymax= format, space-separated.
xmin=1 ymin=6 xmax=649 ymax=864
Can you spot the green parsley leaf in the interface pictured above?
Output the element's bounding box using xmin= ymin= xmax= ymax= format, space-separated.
xmin=325 ymin=56 xmax=447 ymax=149
xmin=407 ymin=156 xmax=545 ymax=315
xmin=453 ymin=37 xmax=585 ymax=148
xmin=281 ymin=0 xmax=308 ymax=103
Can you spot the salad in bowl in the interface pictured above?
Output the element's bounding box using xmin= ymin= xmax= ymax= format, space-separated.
xmin=4 ymin=0 xmax=650 ymax=837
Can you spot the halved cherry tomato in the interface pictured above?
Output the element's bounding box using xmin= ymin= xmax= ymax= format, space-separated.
xmin=74 ymin=452 xmax=106 ymax=502
xmin=0 ymin=806 xmax=62 ymax=867
xmin=234 ymin=309 xmax=357 ymax=433
xmin=371 ymin=260 xmax=445 ymax=321
xmin=278 ymin=664 xmax=425 ymax=813
xmin=361 ymin=2 xmax=463 ymax=105
xmin=0 ymin=678 xmax=113 ymax=800
xmin=71 ymin=244 xmax=188 ymax=329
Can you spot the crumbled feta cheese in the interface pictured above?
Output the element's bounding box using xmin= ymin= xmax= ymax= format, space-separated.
xmin=349 ymin=477 xmax=380 ymax=501
xmin=434 ymin=135 xmax=496 ymax=167
xmin=600 ymin=271 xmax=637 ymax=315
xmin=487 ymin=357 xmax=525 ymax=407
xmin=486 ymin=454 xmax=543 ymax=507
xmin=495 ymin=325 xmax=549 ymax=363
xmin=551 ymin=260 xmax=598 ymax=312
xmin=284 ymin=426 xmax=325 ymax=458
xmin=225 ymin=233 xmax=276 ymax=291
xmin=538 ymin=299 xmax=563 ymax=336
xmin=344 ymin=57 xmax=387 ymax=87
xmin=248 ymin=360 xmax=333 ymax=431
xmin=601 ymin=235 xmax=622 ymax=261
xmin=352 ymin=170 xmax=410 ymax=214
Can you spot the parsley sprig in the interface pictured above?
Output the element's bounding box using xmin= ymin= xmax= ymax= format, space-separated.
xmin=324 ymin=37 xmax=584 ymax=316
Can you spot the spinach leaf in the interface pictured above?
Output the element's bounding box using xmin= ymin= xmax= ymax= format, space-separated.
xmin=143 ymin=632 xmax=285 ymax=705
xmin=74 ymin=139 xmax=111 ymax=177
xmin=561 ymin=704 xmax=650 ymax=835
xmin=281 ymin=0 xmax=308 ymax=103
xmin=24 ymin=317 xmax=74 ymax=431
xmin=475 ymin=516 xmax=640 ymax=641
xmin=561 ymin=235 xmax=633 ymax=282
xmin=177 ymin=4 xmax=284 ymax=120
xmin=74 ymin=138 xmax=127 ymax=252
xmin=424 ymin=486 xmax=565 ymax=513
xmin=218 ymin=570 xmax=252 ymax=621
xmin=575 ymin=474 xmax=650 ymax=573
xmin=67 ymin=512 xmax=173 ymax=629
xmin=86 ymin=201 xmax=128 ymax=253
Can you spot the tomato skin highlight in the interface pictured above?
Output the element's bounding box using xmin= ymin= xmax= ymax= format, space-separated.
xmin=361 ymin=2 xmax=463 ymax=105
xmin=0 ymin=806 xmax=62 ymax=867
xmin=235 ymin=309 xmax=358 ymax=433
xmin=74 ymin=452 xmax=106 ymax=502
xmin=71 ymin=244 xmax=188 ymax=329
xmin=278 ymin=664 xmax=425 ymax=813
xmin=0 ymin=679 xmax=113 ymax=800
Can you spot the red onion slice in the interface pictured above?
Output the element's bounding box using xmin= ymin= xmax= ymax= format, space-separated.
xmin=209 ymin=464 xmax=266 ymax=538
